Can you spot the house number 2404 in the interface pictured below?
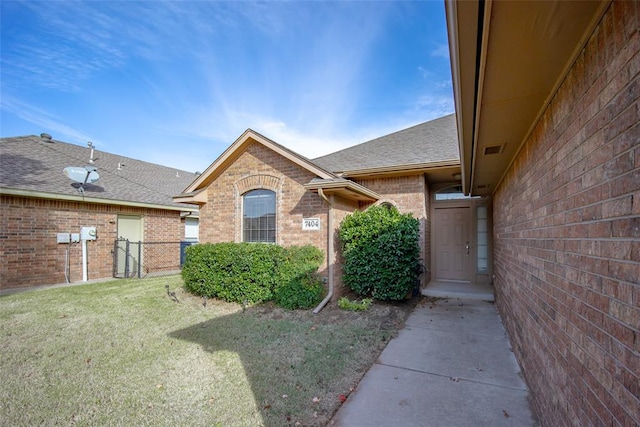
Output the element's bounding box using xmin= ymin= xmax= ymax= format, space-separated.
xmin=302 ymin=218 xmax=320 ymax=230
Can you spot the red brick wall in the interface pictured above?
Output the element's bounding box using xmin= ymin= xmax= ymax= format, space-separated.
xmin=198 ymin=141 xmax=329 ymax=265
xmin=331 ymin=195 xmax=359 ymax=298
xmin=1 ymin=195 xmax=184 ymax=290
xmin=197 ymin=143 xmax=434 ymax=297
xmin=492 ymin=2 xmax=639 ymax=425
xmin=356 ymin=175 xmax=430 ymax=284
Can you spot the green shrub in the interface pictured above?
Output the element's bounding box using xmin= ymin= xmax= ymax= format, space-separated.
xmin=285 ymin=245 xmax=325 ymax=267
xmin=274 ymin=245 xmax=325 ymax=309
xmin=337 ymin=297 xmax=372 ymax=311
xmin=274 ymin=272 xmax=324 ymax=309
xmin=182 ymin=243 xmax=325 ymax=307
xmin=182 ymin=242 xmax=285 ymax=303
xmin=338 ymin=205 xmax=420 ymax=301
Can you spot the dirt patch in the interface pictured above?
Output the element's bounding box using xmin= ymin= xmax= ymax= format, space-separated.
xmin=172 ymin=286 xmax=424 ymax=334
xmin=252 ymin=293 xmax=421 ymax=332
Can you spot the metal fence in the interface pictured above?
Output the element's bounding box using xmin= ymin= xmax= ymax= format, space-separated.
xmin=113 ymin=239 xmax=196 ymax=279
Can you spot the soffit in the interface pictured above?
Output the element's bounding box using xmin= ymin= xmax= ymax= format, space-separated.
xmin=304 ymin=179 xmax=380 ymax=203
xmin=172 ymin=188 xmax=208 ymax=206
xmin=425 ymin=165 xmax=462 ymax=186
xmin=448 ymin=0 xmax=609 ymax=196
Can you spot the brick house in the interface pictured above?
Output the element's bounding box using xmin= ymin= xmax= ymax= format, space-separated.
xmin=176 ymin=1 xmax=638 ymax=423
xmin=1 ymin=134 xmax=199 ymax=290
xmin=174 ymin=114 xmax=461 ymax=299
xmin=446 ymin=0 xmax=638 ymax=425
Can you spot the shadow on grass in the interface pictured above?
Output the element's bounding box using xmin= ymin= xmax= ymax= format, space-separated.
xmin=168 ymin=303 xmax=393 ymax=427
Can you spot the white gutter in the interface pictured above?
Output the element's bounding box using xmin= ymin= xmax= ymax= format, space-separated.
xmin=313 ymin=188 xmax=334 ymax=314
xmin=339 ymin=159 xmax=460 ymax=178
xmin=1 ymin=187 xmax=197 ymax=213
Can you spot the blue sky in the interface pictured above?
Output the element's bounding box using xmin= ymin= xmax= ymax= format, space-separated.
xmin=1 ymin=1 xmax=453 ymax=173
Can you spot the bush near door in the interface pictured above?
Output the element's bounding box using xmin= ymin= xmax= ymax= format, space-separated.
xmin=338 ymin=205 xmax=420 ymax=301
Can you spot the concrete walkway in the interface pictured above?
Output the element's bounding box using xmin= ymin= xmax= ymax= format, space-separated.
xmin=330 ymin=298 xmax=536 ymax=426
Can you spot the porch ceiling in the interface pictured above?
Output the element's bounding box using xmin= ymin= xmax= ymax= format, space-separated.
xmin=446 ymin=0 xmax=609 ymax=196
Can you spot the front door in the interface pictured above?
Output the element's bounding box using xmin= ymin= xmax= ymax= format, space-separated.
xmin=434 ymin=207 xmax=472 ymax=281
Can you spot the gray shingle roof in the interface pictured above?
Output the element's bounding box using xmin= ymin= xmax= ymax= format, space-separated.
xmin=312 ymin=114 xmax=459 ymax=173
xmin=1 ymin=135 xmax=197 ymax=209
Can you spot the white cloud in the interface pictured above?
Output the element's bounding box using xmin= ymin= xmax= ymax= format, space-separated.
xmin=418 ymin=66 xmax=433 ymax=80
xmin=1 ymin=2 xmax=127 ymax=92
xmin=415 ymin=94 xmax=455 ymax=118
xmin=431 ymin=43 xmax=450 ymax=59
xmin=1 ymin=1 xmax=455 ymax=174
xmin=1 ymin=96 xmax=99 ymax=145
xmin=249 ymin=120 xmax=355 ymax=159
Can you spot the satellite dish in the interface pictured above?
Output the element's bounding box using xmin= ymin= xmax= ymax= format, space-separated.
xmin=64 ymin=166 xmax=100 ymax=194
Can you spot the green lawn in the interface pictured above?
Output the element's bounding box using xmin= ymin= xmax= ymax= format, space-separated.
xmin=0 ymin=276 xmax=411 ymax=426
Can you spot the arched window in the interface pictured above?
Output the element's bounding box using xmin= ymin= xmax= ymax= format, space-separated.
xmin=243 ymin=189 xmax=276 ymax=243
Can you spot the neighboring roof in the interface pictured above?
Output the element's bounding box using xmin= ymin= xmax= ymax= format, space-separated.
xmin=312 ymin=114 xmax=459 ymax=176
xmin=1 ymin=134 xmax=198 ymax=211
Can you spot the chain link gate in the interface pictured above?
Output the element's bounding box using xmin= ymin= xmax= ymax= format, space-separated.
xmin=113 ymin=239 xmax=195 ymax=279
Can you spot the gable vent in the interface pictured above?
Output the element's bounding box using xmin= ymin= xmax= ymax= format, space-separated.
xmin=483 ymin=144 xmax=504 ymax=155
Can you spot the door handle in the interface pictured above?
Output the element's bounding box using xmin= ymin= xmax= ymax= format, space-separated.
xmin=465 ymin=242 xmax=470 ymax=256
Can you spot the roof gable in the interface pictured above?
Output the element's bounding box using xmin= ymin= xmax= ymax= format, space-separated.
xmin=0 ymin=135 xmax=197 ymax=210
xmin=181 ymin=129 xmax=337 ymax=194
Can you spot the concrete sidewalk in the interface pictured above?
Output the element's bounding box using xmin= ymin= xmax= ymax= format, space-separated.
xmin=330 ymin=298 xmax=536 ymax=426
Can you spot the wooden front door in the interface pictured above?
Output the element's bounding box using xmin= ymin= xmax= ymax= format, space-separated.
xmin=434 ymin=207 xmax=472 ymax=281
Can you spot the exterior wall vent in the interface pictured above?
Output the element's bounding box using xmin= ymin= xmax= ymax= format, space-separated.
xmin=483 ymin=144 xmax=504 ymax=155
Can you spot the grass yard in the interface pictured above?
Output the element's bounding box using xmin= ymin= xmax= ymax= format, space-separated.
xmin=0 ymin=276 xmax=414 ymax=426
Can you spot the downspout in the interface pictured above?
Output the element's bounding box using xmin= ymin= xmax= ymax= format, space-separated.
xmin=313 ymin=188 xmax=334 ymax=314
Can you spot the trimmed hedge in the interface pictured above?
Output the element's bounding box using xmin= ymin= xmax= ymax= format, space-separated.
xmin=338 ymin=205 xmax=420 ymax=301
xmin=274 ymin=245 xmax=325 ymax=309
xmin=274 ymin=272 xmax=324 ymax=310
xmin=182 ymin=243 xmax=324 ymax=307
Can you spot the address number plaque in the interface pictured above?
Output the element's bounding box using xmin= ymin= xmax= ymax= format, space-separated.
xmin=302 ymin=218 xmax=320 ymax=230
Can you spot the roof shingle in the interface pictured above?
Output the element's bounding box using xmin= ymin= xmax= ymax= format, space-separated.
xmin=0 ymin=135 xmax=197 ymax=209
xmin=312 ymin=114 xmax=459 ymax=173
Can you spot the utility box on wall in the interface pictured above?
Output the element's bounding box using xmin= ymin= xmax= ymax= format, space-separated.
xmin=81 ymin=226 xmax=97 ymax=241
xmin=57 ymin=233 xmax=81 ymax=243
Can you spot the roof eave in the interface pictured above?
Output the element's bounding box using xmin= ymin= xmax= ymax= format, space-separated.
xmin=304 ymin=180 xmax=380 ymax=203
xmin=338 ymin=159 xmax=461 ymax=179
xmin=181 ymin=129 xmax=336 ymax=195
xmin=445 ymin=0 xmax=482 ymax=195
xmin=446 ymin=0 xmax=610 ymax=196
xmin=1 ymin=187 xmax=198 ymax=212
xmin=172 ymin=188 xmax=208 ymax=206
